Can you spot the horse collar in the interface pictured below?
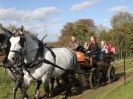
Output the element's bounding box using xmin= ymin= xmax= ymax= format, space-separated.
xmin=35 ymin=40 xmax=44 ymax=60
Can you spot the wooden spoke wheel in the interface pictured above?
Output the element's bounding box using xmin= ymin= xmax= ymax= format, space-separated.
xmin=89 ymin=68 xmax=98 ymax=89
xmin=107 ymin=66 xmax=115 ymax=83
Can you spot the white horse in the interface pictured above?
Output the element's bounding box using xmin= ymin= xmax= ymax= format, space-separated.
xmin=8 ymin=31 xmax=82 ymax=99
xmin=0 ymin=27 xmax=44 ymax=99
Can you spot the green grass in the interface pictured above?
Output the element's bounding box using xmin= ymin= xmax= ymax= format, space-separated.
xmin=114 ymin=58 xmax=133 ymax=72
xmin=0 ymin=68 xmax=13 ymax=99
xmin=70 ymin=58 xmax=133 ymax=99
xmin=103 ymin=80 xmax=133 ymax=99
xmin=0 ymin=58 xmax=132 ymax=99
xmin=0 ymin=67 xmax=44 ymax=99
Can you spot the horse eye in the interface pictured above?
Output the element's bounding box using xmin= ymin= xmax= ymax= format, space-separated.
xmin=20 ymin=41 xmax=24 ymax=47
xmin=20 ymin=40 xmax=24 ymax=47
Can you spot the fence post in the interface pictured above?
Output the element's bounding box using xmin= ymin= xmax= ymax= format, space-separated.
xmin=121 ymin=52 xmax=123 ymax=59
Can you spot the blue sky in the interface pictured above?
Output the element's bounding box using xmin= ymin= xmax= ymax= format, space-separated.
xmin=0 ymin=0 xmax=133 ymax=42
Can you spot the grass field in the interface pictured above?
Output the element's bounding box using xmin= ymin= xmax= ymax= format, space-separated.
xmin=0 ymin=58 xmax=133 ymax=99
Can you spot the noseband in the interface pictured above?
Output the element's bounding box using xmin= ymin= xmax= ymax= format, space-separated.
xmin=9 ymin=36 xmax=27 ymax=64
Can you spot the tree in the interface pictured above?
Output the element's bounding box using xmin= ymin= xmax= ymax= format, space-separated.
xmin=110 ymin=11 xmax=133 ymax=51
xmin=111 ymin=11 xmax=133 ymax=28
xmin=58 ymin=19 xmax=96 ymax=46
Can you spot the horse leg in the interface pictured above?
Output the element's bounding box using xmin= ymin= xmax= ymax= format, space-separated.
xmin=62 ymin=73 xmax=71 ymax=99
xmin=49 ymin=78 xmax=55 ymax=97
xmin=41 ymin=75 xmax=50 ymax=99
xmin=13 ymin=80 xmax=27 ymax=99
xmin=13 ymin=74 xmax=23 ymax=99
xmin=56 ymin=78 xmax=61 ymax=87
xmin=20 ymin=83 xmax=28 ymax=99
xmin=13 ymin=81 xmax=19 ymax=99
xmin=50 ymin=78 xmax=55 ymax=90
xmin=34 ymin=80 xmax=42 ymax=99
xmin=18 ymin=71 xmax=28 ymax=99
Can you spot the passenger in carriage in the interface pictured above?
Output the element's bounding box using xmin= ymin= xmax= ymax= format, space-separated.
xmin=108 ymin=43 xmax=116 ymax=61
xmin=100 ymin=41 xmax=109 ymax=60
xmin=108 ymin=43 xmax=116 ymax=54
xmin=100 ymin=41 xmax=116 ymax=61
xmin=70 ymin=35 xmax=85 ymax=52
xmin=83 ymin=42 xmax=89 ymax=52
xmin=88 ymin=36 xmax=100 ymax=60
xmin=83 ymin=42 xmax=91 ymax=56
xmin=70 ymin=35 xmax=80 ymax=51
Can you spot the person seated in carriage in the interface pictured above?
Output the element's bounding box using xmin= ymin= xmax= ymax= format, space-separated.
xmin=69 ymin=34 xmax=85 ymax=53
xmin=88 ymin=36 xmax=100 ymax=60
xmin=100 ymin=41 xmax=116 ymax=61
xmin=100 ymin=41 xmax=109 ymax=60
xmin=83 ymin=42 xmax=90 ymax=54
xmin=108 ymin=43 xmax=116 ymax=54
xmin=107 ymin=43 xmax=116 ymax=61
xmin=86 ymin=36 xmax=100 ymax=67
xmin=84 ymin=42 xmax=89 ymax=51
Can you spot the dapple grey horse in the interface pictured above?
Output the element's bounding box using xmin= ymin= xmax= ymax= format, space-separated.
xmin=0 ymin=26 xmax=44 ymax=99
xmin=7 ymin=29 xmax=85 ymax=99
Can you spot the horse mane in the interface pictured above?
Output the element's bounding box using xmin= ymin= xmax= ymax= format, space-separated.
xmin=14 ymin=27 xmax=40 ymax=42
xmin=24 ymin=30 xmax=39 ymax=42
xmin=0 ymin=24 xmax=41 ymax=43
xmin=0 ymin=24 xmax=12 ymax=35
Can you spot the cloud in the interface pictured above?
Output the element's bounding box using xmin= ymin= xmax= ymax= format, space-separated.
xmin=24 ymin=7 xmax=60 ymax=21
xmin=0 ymin=8 xmax=25 ymax=21
xmin=0 ymin=6 xmax=60 ymax=41
xmin=109 ymin=6 xmax=128 ymax=13
xmin=70 ymin=0 xmax=100 ymax=11
xmin=50 ymin=18 xmax=61 ymax=24
xmin=0 ymin=7 xmax=59 ymax=22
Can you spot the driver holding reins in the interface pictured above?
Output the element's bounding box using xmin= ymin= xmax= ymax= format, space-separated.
xmin=88 ymin=36 xmax=100 ymax=60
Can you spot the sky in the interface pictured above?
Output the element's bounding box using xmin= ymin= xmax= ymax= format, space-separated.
xmin=0 ymin=0 xmax=133 ymax=42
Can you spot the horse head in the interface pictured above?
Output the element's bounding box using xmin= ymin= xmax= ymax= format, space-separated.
xmin=8 ymin=27 xmax=26 ymax=64
xmin=0 ymin=24 xmax=12 ymax=56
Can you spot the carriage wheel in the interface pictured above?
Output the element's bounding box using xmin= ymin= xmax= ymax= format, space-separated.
xmin=107 ymin=66 xmax=115 ymax=83
xmin=89 ymin=68 xmax=98 ymax=89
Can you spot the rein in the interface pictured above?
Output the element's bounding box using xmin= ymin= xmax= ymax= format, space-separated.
xmin=9 ymin=38 xmax=72 ymax=82
xmin=10 ymin=46 xmax=67 ymax=72
xmin=24 ymin=47 xmax=67 ymax=72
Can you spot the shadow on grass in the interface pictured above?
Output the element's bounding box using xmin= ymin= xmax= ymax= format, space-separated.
xmin=49 ymin=72 xmax=126 ymax=98
xmin=29 ymin=72 xmax=126 ymax=99
xmin=115 ymin=72 xmax=126 ymax=81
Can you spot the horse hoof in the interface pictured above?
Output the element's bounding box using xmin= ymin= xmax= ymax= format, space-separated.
xmin=49 ymin=91 xmax=54 ymax=98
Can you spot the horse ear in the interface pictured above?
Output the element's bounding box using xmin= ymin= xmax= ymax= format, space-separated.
xmin=18 ymin=25 xmax=24 ymax=35
xmin=19 ymin=30 xmax=24 ymax=35
xmin=21 ymin=25 xmax=24 ymax=32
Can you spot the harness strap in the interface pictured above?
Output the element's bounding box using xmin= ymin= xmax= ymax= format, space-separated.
xmin=45 ymin=47 xmax=56 ymax=75
xmin=3 ymin=61 xmax=21 ymax=80
xmin=35 ymin=40 xmax=44 ymax=59
xmin=23 ymin=58 xmax=67 ymax=72
xmin=34 ymin=40 xmax=56 ymax=75
xmin=45 ymin=46 xmax=56 ymax=61
xmin=42 ymin=58 xmax=67 ymax=72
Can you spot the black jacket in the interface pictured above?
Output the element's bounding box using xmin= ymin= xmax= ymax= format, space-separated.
xmin=89 ymin=42 xmax=100 ymax=55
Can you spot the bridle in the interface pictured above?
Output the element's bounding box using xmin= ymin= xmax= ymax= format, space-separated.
xmin=9 ymin=36 xmax=45 ymax=65
xmin=9 ymin=35 xmax=27 ymax=64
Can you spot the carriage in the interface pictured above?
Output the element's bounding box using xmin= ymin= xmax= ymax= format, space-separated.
xmin=76 ymin=51 xmax=115 ymax=88
xmin=0 ymin=26 xmax=116 ymax=98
